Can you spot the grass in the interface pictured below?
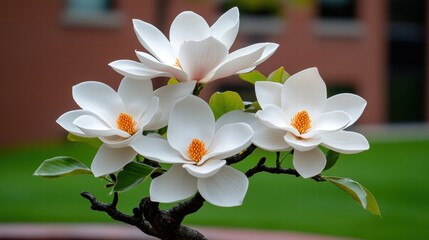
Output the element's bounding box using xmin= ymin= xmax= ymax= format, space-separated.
xmin=1 ymin=138 xmax=429 ymax=239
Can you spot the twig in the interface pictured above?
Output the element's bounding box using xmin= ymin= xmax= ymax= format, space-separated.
xmin=226 ymin=144 xmax=257 ymax=165
xmin=245 ymin=157 xmax=325 ymax=182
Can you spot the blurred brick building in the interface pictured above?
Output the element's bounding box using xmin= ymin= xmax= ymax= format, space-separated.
xmin=0 ymin=0 xmax=427 ymax=145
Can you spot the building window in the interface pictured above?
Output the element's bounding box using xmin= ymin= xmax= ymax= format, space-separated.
xmin=314 ymin=0 xmax=362 ymax=38
xmin=61 ymin=0 xmax=122 ymax=29
xmin=319 ymin=0 xmax=356 ymax=20
xmin=220 ymin=0 xmax=284 ymax=42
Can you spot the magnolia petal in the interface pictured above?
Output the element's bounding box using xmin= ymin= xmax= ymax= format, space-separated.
xmin=57 ymin=110 xmax=94 ymax=136
xmin=178 ymin=37 xmax=228 ymax=81
xmin=325 ymin=93 xmax=367 ymax=127
xmin=100 ymin=128 xmax=143 ymax=149
xmin=74 ymin=115 xmax=130 ymax=138
xmin=183 ymin=159 xmax=226 ymax=178
xmin=135 ymin=51 xmax=188 ymax=81
xmin=321 ymin=130 xmax=369 ymax=154
xmin=169 ymin=11 xmax=210 ymax=56
xmin=91 ymin=144 xmax=137 ymax=177
xmin=150 ymin=164 xmax=198 ymax=203
xmin=255 ymin=81 xmax=283 ymax=109
xmin=198 ymin=165 xmax=248 ymax=207
xmin=281 ymin=67 xmax=327 ymax=116
xmin=168 ymin=96 xmax=215 ymax=159
xmin=138 ymin=97 xmax=159 ymax=130
xmin=210 ymin=7 xmax=239 ymax=49
xmin=130 ymin=135 xmax=188 ymax=164
xmin=302 ymin=110 xmax=351 ymax=138
xmin=215 ymin=110 xmax=256 ymax=131
xmin=132 ymin=19 xmax=175 ymax=64
xmin=117 ymin=77 xmax=154 ymax=119
xmin=252 ymin=43 xmax=279 ymax=66
xmin=203 ymin=44 xmax=265 ymax=83
xmin=284 ymin=132 xmax=321 ymax=152
xmin=73 ymin=81 xmax=126 ymax=127
xmin=252 ymin=124 xmax=291 ymax=151
xmin=145 ymin=81 xmax=196 ymax=130
xmin=293 ymin=148 xmax=326 ymax=178
xmin=201 ymin=123 xmax=253 ymax=164
xmin=109 ymin=60 xmax=170 ymax=80
xmin=256 ymin=105 xmax=298 ymax=134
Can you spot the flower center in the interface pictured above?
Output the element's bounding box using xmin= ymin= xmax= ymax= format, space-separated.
xmin=116 ymin=113 xmax=137 ymax=135
xmin=187 ymin=138 xmax=207 ymax=163
xmin=291 ymin=110 xmax=311 ymax=134
xmin=174 ymin=58 xmax=182 ymax=70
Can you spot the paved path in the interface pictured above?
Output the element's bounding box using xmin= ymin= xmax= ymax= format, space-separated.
xmin=0 ymin=224 xmax=352 ymax=240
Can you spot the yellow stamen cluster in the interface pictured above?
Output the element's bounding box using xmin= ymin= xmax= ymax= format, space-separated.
xmin=291 ymin=110 xmax=311 ymax=134
xmin=174 ymin=58 xmax=183 ymax=69
xmin=116 ymin=113 xmax=137 ymax=135
xmin=187 ymin=138 xmax=207 ymax=163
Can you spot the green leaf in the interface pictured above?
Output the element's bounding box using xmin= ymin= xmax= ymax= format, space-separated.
xmin=67 ymin=133 xmax=102 ymax=148
xmin=209 ymin=91 xmax=244 ymax=120
xmin=267 ymin=67 xmax=290 ymax=83
xmin=112 ymin=161 xmax=156 ymax=193
xmin=167 ymin=78 xmax=179 ymax=85
xmin=244 ymin=101 xmax=262 ymax=113
xmin=239 ymin=70 xmax=267 ymax=84
xmin=33 ymin=156 xmax=92 ymax=178
xmin=326 ymin=176 xmax=381 ymax=216
xmin=323 ymin=150 xmax=340 ymax=171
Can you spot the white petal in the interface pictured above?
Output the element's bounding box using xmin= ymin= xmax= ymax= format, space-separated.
xmin=130 ymin=135 xmax=188 ymax=164
xmin=178 ymin=37 xmax=228 ymax=81
xmin=252 ymin=124 xmax=291 ymax=151
xmin=91 ymin=144 xmax=137 ymax=177
xmin=135 ymin=51 xmax=188 ymax=81
xmin=73 ymin=81 xmax=125 ymax=127
xmin=204 ymin=44 xmax=265 ymax=83
xmin=210 ymin=7 xmax=239 ymax=49
xmin=74 ymin=115 xmax=129 ymax=138
xmin=56 ymin=110 xmax=94 ymax=136
xmin=284 ymin=132 xmax=321 ymax=152
xmin=168 ymin=96 xmax=215 ymax=158
xmin=325 ymin=93 xmax=367 ymax=127
xmin=145 ymin=81 xmax=196 ymax=130
xmin=251 ymin=43 xmax=279 ymax=66
xmin=132 ymin=19 xmax=175 ymax=64
xmin=169 ymin=11 xmax=210 ymax=55
xmin=198 ymin=166 xmax=248 ymax=207
xmin=109 ymin=60 xmax=170 ymax=80
xmin=321 ymin=130 xmax=369 ymax=154
xmin=256 ymin=105 xmax=298 ymax=134
xmin=138 ymin=97 xmax=159 ymax=130
xmin=302 ymin=110 xmax=351 ymax=138
xmin=150 ymin=164 xmax=197 ymax=203
xmin=255 ymin=81 xmax=283 ymax=109
xmin=117 ymin=77 xmax=154 ymax=119
xmin=100 ymin=128 xmax=143 ymax=148
xmin=293 ymin=148 xmax=326 ymax=178
xmin=215 ymin=110 xmax=256 ymax=131
xmin=281 ymin=67 xmax=327 ymax=115
xmin=183 ymin=159 xmax=226 ymax=178
xmin=201 ymin=123 xmax=253 ymax=163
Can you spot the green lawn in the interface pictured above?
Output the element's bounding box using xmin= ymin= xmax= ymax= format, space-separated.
xmin=1 ymin=138 xmax=428 ymax=239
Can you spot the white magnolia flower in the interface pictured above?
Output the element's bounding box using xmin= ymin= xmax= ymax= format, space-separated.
xmin=57 ymin=77 xmax=195 ymax=177
xmin=130 ymin=96 xmax=253 ymax=207
xmin=109 ymin=7 xmax=278 ymax=83
xmin=252 ymin=67 xmax=369 ymax=178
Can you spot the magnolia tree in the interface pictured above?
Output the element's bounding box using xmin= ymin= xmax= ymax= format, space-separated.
xmin=34 ymin=7 xmax=380 ymax=240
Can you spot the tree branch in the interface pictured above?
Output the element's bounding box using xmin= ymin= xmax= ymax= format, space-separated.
xmin=81 ymin=192 xmax=207 ymax=240
xmin=226 ymin=144 xmax=257 ymax=165
xmin=245 ymin=157 xmax=325 ymax=182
